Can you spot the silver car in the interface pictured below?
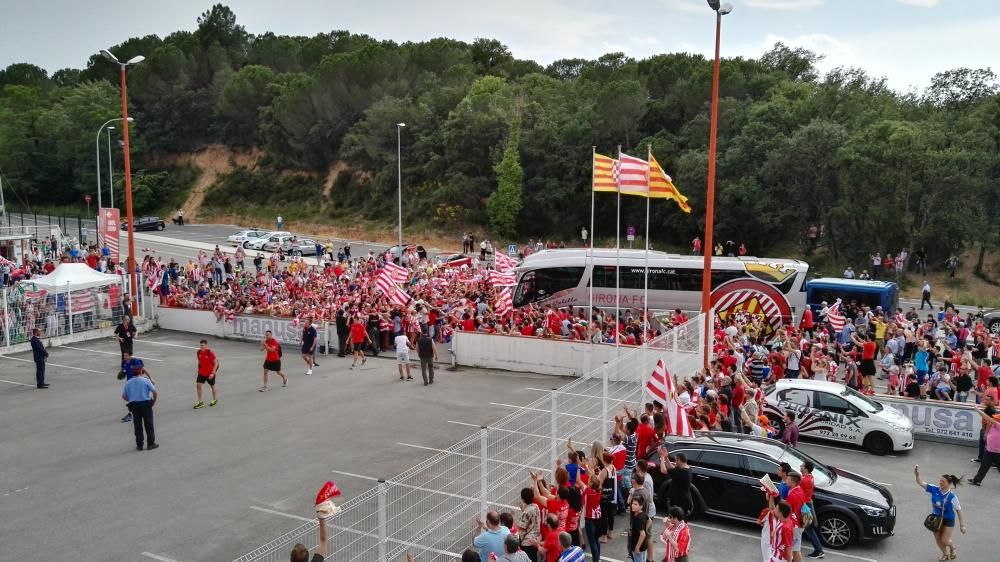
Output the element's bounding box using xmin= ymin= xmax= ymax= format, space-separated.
xmin=228 ymin=229 xmax=269 ymax=247
xmin=247 ymin=231 xmax=291 ymax=250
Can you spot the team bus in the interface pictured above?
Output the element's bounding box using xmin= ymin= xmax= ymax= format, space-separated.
xmin=512 ymin=249 xmax=809 ymax=332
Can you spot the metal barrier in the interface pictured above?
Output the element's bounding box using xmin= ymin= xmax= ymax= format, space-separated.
xmin=230 ymin=314 xmax=706 ymax=562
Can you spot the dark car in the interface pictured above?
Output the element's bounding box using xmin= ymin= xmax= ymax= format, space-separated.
xmin=122 ymin=216 xmax=165 ymax=232
xmin=645 ymin=433 xmax=895 ymax=549
xmin=985 ymin=309 xmax=1000 ymax=335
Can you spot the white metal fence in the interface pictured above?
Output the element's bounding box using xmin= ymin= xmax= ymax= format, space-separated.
xmin=231 ymin=314 xmax=706 ymax=562
xmin=1 ymin=273 xmax=152 ymax=351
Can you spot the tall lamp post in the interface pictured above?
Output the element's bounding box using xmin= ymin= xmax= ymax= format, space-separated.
xmin=107 ymin=125 xmax=117 ymax=207
xmin=700 ymin=0 xmax=733 ymax=367
xmin=94 ymin=117 xmax=132 ymax=210
xmin=396 ymin=122 xmax=405 ymax=254
xmin=100 ymin=49 xmax=145 ymax=317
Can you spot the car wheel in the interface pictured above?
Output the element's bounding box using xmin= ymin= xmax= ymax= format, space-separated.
xmin=864 ymin=431 xmax=893 ymax=456
xmin=989 ymin=319 xmax=1000 ymax=336
xmin=818 ymin=512 xmax=857 ymax=549
xmin=156 ymin=224 xmax=165 ymax=231
xmin=768 ymin=414 xmax=786 ymax=437
xmin=243 ymin=241 xmax=250 ymax=249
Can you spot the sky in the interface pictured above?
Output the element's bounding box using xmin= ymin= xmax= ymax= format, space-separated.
xmin=1 ymin=0 xmax=998 ymax=93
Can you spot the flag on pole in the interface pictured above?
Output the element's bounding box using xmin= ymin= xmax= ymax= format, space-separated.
xmin=494 ymin=287 xmax=513 ymax=316
xmin=644 ymin=359 xmax=675 ymax=403
xmin=487 ymin=269 xmax=517 ymax=286
xmin=493 ymin=251 xmax=518 ymax=272
xmin=593 ymin=153 xmax=620 ymax=192
xmin=0 ymin=255 xmax=14 ymax=267
xmin=382 ymin=261 xmax=409 ymax=284
xmin=618 ymin=153 xmax=649 ymax=197
xmin=443 ymin=256 xmax=473 ymax=268
xmin=648 ymin=154 xmax=691 ymax=213
xmin=375 ymin=270 xmax=411 ymax=307
xmin=826 ymin=299 xmax=846 ymax=333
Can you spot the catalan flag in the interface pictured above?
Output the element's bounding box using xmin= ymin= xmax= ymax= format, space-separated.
xmin=649 ymin=154 xmax=691 ymax=213
xmin=592 ymin=153 xmax=619 ymax=192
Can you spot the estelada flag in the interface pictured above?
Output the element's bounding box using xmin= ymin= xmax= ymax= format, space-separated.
xmin=315 ymin=481 xmax=342 ymax=505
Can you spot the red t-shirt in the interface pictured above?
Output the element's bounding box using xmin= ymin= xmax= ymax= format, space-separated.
xmin=786 ymin=486 xmax=806 ymax=527
xmin=544 ymin=497 xmax=568 ymax=533
xmin=769 ymin=352 xmax=786 ymax=378
xmin=196 ymin=349 xmax=216 ymax=376
xmin=732 ymin=383 xmax=746 ymax=408
xmin=263 ymin=338 xmax=280 ymax=362
xmin=861 ymin=341 xmax=877 ymax=361
xmin=462 ymin=318 xmax=475 ymax=331
xmin=350 ymin=323 xmax=366 ymax=344
xmin=583 ymin=488 xmax=602 ymax=520
xmin=774 ymin=517 xmax=795 ymax=560
xmin=801 ymin=473 xmax=815 ymax=503
xmin=722 ymin=354 xmax=737 ymax=372
xmin=542 ymin=527 xmax=564 ymax=562
xmin=635 ymin=423 xmax=656 ymax=460
xmin=521 ymin=324 xmax=535 ymax=336
xmin=977 ymin=364 xmax=992 ymax=388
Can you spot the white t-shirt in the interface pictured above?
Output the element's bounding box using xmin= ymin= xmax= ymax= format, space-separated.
xmin=394 ymin=335 xmax=410 ymax=353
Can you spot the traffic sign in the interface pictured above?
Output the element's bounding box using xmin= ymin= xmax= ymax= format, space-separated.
xmin=626 ymin=225 xmax=636 ymax=241
xmin=507 ymin=244 xmax=517 ymax=256
xmin=84 ymin=194 xmax=92 ymax=203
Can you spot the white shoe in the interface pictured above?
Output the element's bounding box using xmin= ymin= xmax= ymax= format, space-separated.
xmin=306 ymin=369 xmax=312 ymax=375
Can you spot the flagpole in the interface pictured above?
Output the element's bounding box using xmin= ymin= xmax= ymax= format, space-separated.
xmin=644 ymin=144 xmax=652 ymax=346
xmin=615 ymin=145 xmax=622 ymax=355
xmin=589 ymin=147 xmax=596 ymax=366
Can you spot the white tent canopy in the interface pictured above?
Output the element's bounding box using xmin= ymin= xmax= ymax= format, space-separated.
xmin=22 ymin=263 xmax=122 ymax=291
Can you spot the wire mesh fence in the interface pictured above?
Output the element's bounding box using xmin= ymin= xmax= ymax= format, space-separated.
xmin=1 ymin=273 xmax=151 ymax=351
xmin=231 ymin=314 xmax=705 ymax=562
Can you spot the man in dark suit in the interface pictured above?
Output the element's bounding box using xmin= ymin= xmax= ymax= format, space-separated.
xmin=335 ymin=305 xmax=348 ymax=357
xmin=30 ymin=328 xmax=49 ymax=388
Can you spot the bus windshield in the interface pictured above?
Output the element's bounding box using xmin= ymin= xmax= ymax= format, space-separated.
xmin=513 ymin=267 xmax=585 ymax=306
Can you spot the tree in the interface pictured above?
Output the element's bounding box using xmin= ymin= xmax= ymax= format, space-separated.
xmin=216 ymin=64 xmax=276 ymax=145
xmin=487 ymin=113 xmax=523 ymax=239
xmin=924 ymin=68 xmax=999 ymax=107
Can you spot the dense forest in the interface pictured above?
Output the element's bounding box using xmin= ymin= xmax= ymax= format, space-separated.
xmin=1 ymin=4 xmax=998 ymax=272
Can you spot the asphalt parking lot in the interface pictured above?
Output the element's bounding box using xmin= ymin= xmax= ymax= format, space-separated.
xmin=2 ymin=330 xmax=997 ymax=562
xmin=0 ymin=329 xmax=572 ymax=562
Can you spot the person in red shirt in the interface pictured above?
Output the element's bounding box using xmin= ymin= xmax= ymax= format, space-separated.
xmin=852 ymin=332 xmax=878 ymax=394
xmin=582 ymin=475 xmax=603 ymax=560
xmin=799 ymin=461 xmax=825 ymax=558
xmin=772 ymin=500 xmax=795 ymax=562
xmin=784 ymin=472 xmax=806 ymax=561
xmin=632 ymin=412 xmax=656 ymax=460
xmin=259 ymin=330 xmax=288 ymax=392
xmin=769 ymin=348 xmax=786 ymax=382
xmin=193 ymin=339 xmax=218 ymax=409
xmin=349 ymin=316 xmax=371 ymax=369
xmin=799 ymin=307 xmax=814 ymax=338
xmin=539 ymin=514 xmax=564 ymax=562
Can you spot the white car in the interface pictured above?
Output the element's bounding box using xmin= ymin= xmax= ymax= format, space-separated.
xmin=246 ymin=231 xmax=292 ymax=250
xmin=228 ymin=229 xmax=270 ymax=247
xmin=763 ymin=379 xmax=913 ymax=455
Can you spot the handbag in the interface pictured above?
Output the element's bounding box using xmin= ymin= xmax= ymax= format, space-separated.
xmin=923 ymin=513 xmax=943 ymax=532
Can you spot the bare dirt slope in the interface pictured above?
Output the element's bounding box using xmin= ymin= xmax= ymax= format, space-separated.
xmin=172 ymin=145 xmax=262 ymax=221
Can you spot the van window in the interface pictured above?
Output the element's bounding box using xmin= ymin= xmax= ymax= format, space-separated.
xmin=809 ymin=287 xmax=884 ymax=309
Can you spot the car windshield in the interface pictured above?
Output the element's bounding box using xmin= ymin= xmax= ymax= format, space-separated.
xmin=773 ymin=446 xmax=834 ymax=487
xmin=841 ymin=387 xmax=883 ymax=414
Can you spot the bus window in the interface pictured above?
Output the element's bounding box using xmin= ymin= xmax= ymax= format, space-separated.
xmin=513 ymin=267 xmax=584 ymax=306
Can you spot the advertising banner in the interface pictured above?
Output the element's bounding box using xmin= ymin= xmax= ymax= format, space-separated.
xmin=97 ymin=208 xmax=120 ymax=261
xmin=878 ymin=395 xmax=980 ymax=443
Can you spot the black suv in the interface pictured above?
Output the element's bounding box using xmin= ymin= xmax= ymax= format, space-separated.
xmin=121 ymin=216 xmax=165 ymax=231
xmin=645 ymin=433 xmax=895 ymax=549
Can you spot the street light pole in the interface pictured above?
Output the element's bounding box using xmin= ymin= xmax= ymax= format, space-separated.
xmin=396 ymin=123 xmax=405 ymax=253
xmin=107 ymin=126 xmax=116 ymax=208
xmin=101 ymin=49 xmax=145 ymax=317
xmin=94 ymin=117 xmax=132 ymax=211
xmin=700 ymin=0 xmax=732 ymax=368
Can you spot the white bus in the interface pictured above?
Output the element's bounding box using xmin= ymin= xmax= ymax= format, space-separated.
xmin=513 ymin=249 xmax=809 ymax=331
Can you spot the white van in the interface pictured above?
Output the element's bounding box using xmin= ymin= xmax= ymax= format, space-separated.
xmin=763 ymin=379 xmax=913 ymax=455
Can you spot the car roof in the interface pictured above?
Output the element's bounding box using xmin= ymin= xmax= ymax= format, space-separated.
xmin=807 ymin=277 xmax=898 ymax=290
xmin=772 ymin=379 xmax=849 ymax=393
xmin=657 ymin=432 xmax=792 ymax=458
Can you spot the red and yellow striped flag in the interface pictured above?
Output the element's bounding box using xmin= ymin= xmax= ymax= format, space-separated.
xmin=593 ymin=153 xmax=619 ymax=192
xmin=649 ymin=154 xmax=691 ymax=213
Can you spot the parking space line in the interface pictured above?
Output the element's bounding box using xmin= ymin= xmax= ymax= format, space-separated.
xmin=140 ymin=553 xmax=182 ymax=562
xmin=140 ymin=341 xmax=200 ymax=350
xmin=0 ymin=378 xmax=35 ymax=387
xmin=60 ymin=345 xmax=164 ymax=361
xmin=0 ymin=356 xmax=104 ymax=373
xmin=686 ymin=522 xmax=878 ymax=561
xmin=249 ymin=505 xmax=313 ymax=522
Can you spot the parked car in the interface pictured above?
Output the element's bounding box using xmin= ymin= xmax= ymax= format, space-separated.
xmin=262 ymin=235 xmax=293 ymax=253
xmin=227 ymin=229 xmax=269 ymax=247
xmin=386 ymin=243 xmax=415 ymax=263
xmin=121 ymin=216 xmax=165 ymax=231
xmin=762 ymin=379 xmax=913 ymax=455
xmin=246 ymin=231 xmax=291 ymax=250
xmin=284 ymin=238 xmax=318 ymax=256
xmin=985 ymin=309 xmax=1000 ymax=335
xmin=645 ymin=433 xmax=896 ymax=549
